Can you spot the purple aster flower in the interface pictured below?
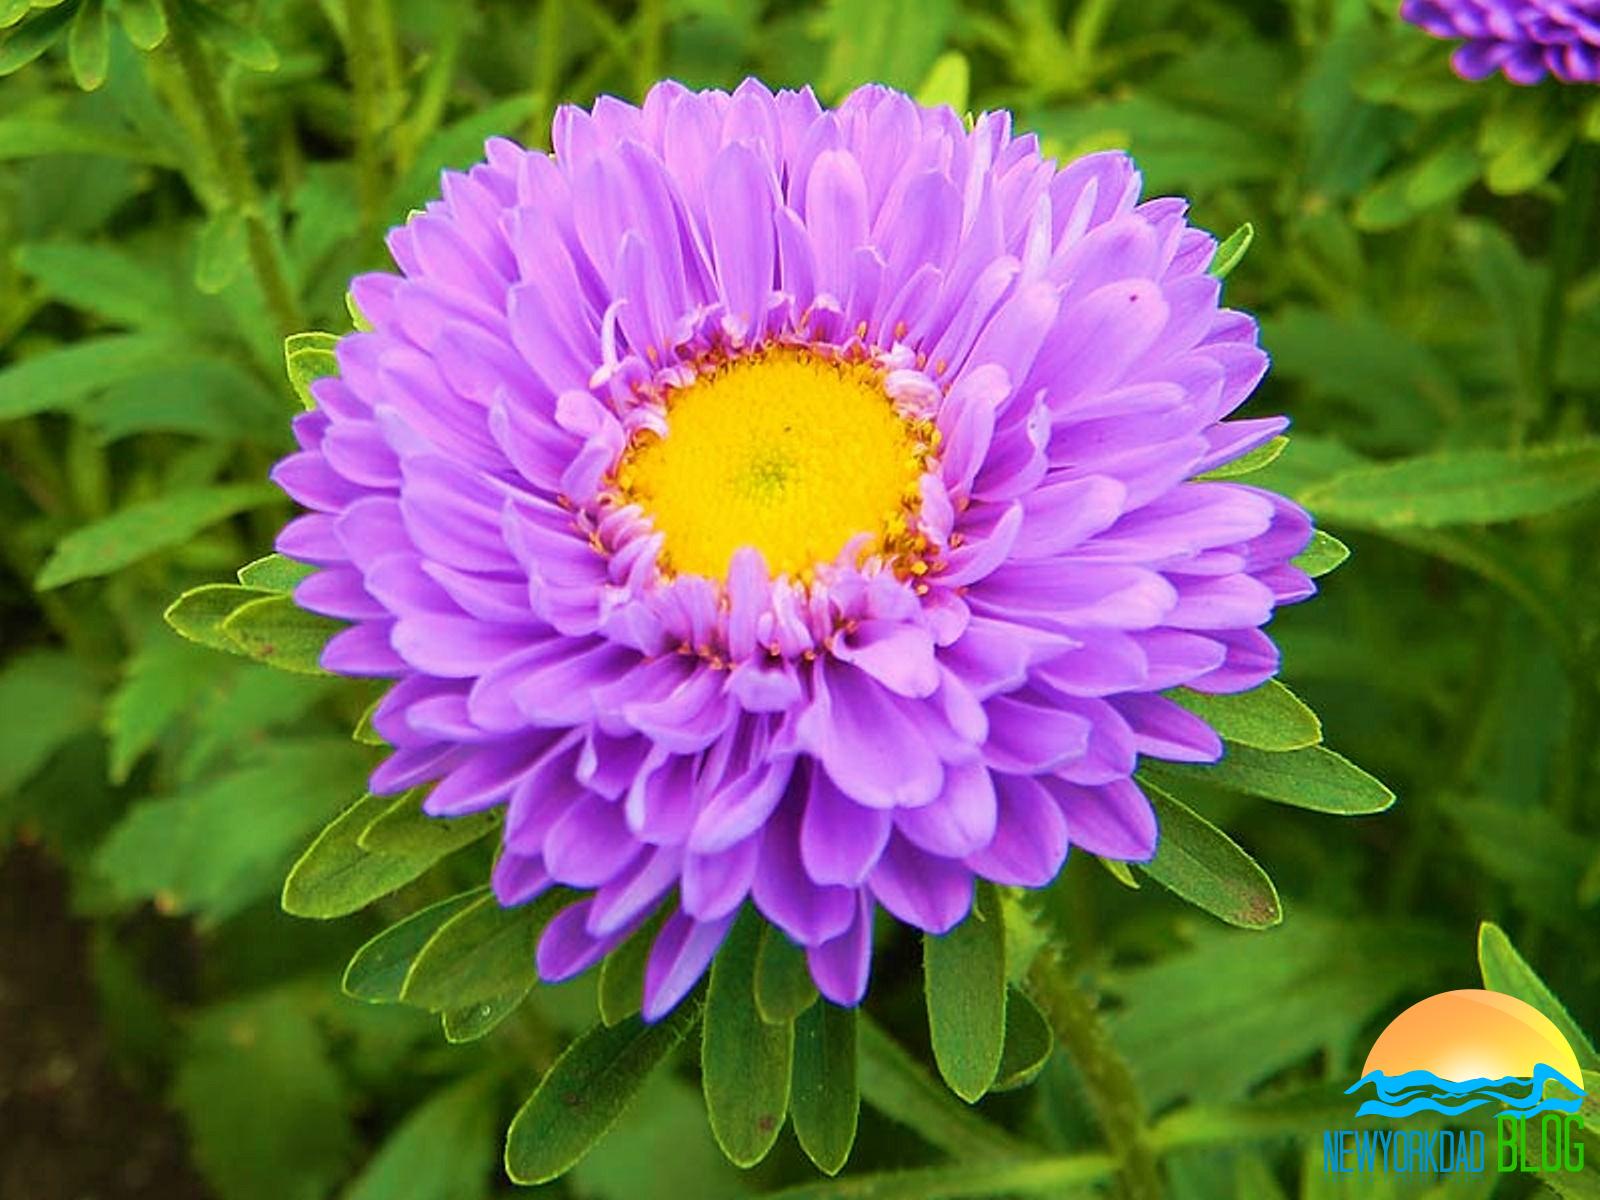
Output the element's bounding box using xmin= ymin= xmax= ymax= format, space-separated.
xmin=1400 ymin=0 xmax=1600 ymax=84
xmin=270 ymin=79 xmax=1316 ymax=1021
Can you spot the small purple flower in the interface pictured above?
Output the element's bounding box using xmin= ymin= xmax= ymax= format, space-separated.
xmin=1401 ymin=0 xmax=1600 ymax=84
xmin=271 ymin=80 xmax=1316 ymax=1019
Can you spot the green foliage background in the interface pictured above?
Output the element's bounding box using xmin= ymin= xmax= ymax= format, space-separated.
xmin=2 ymin=0 xmax=1599 ymax=1197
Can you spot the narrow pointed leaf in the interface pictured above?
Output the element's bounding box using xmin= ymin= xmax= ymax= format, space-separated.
xmin=283 ymin=793 xmax=427 ymax=919
xmin=441 ymin=987 xmax=531 ymax=1044
xmin=703 ymin=910 xmax=793 ymax=1167
xmin=402 ymin=890 xmax=566 ymax=1011
xmin=342 ymin=890 xmax=486 ymax=1003
xmin=220 ymin=594 xmax=340 ymax=674
xmin=1199 ymin=435 xmax=1286 ymax=480
xmin=792 ymin=1001 xmax=859 ymax=1175
xmin=285 ymin=332 xmax=340 ymax=409
xmin=1292 ymin=530 xmax=1350 ymax=578
xmin=596 ymin=910 xmax=667 ymax=1027
xmin=925 ymin=881 xmax=1006 ymax=1102
xmin=1478 ymin=922 xmax=1600 ymax=1073
xmin=1138 ymin=782 xmax=1281 ymax=929
xmin=37 ymin=484 xmax=276 ymax=589
xmin=1210 ymin=222 xmax=1254 ymax=279
xmin=1143 ymin=744 xmax=1394 ymax=815
xmin=992 ymin=987 xmax=1053 ymax=1092
xmin=755 ymin=923 xmax=819 ymax=1024
xmin=357 ymin=791 xmax=499 ymax=857
xmin=1298 ymin=441 xmax=1600 ymax=529
xmin=504 ymin=1003 xmax=700 ymax=1185
xmin=164 ymin=583 xmax=271 ymax=654
xmin=1170 ymin=680 xmax=1321 ymax=751
xmin=236 ymin=553 xmax=313 ymax=593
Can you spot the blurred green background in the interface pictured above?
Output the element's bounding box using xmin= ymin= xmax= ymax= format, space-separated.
xmin=2 ymin=0 xmax=1599 ymax=1197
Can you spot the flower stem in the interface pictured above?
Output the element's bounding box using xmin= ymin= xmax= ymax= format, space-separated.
xmin=1532 ymin=139 xmax=1599 ymax=443
xmin=345 ymin=0 xmax=398 ymax=232
xmin=158 ymin=0 xmax=302 ymax=337
xmin=1027 ymin=949 xmax=1164 ymax=1200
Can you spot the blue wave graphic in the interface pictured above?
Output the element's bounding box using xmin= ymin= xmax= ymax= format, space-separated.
xmin=1346 ymin=1063 xmax=1585 ymax=1118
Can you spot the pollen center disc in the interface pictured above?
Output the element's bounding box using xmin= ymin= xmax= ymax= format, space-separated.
xmin=618 ymin=347 xmax=927 ymax=580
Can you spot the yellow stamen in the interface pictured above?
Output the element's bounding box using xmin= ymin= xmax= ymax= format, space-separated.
xmin=616 ymin=346 xmax=929 ymax=580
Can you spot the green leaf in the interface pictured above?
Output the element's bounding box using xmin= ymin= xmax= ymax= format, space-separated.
xmin=791 ymin=1001 xmax=859 ymax=1175
xmin=857 ymin=1016 xmax=1028 ymax=1161
xmin=1144 ymin=744 xmax=1394 ymax=816
xmin=284 ymin=331 xmax=340 ymax=409
xmin=818 ymin=0 xmax=953 ymax=95
xmin=0 ymin=115 xmax=176 ymax=163
xmin=67 ymin=0 xmax=107 ymax=89
xmin=0 ymin=333 xmax=193 ymax=420
xmin=173 ymin=993 xmax=355 ymax=1200
xmin=236 ymin=553 xmax=313 ymax=593
xmin=1112 ymin=916 xmax=1455 ymax=1110
xmin=1138 ymin=782 xmax=1281 ymax=929
xmin=1197 ymin=435 xmax=1286 ymax=480
xmin=1480 ymin=89 xmax=1573 ymax=195
xmin=164 ymin=583 xmax=270 ymax=654
xmin=504 ymin=1004 xmax=700 ymax=1186
xmin=1477 ymin=922 xmax=1600 ymax=1073
xmin=194 ymin=208 xmax=247 ymax=293
xmin=992 ymin=987 xmax=1053 ymax=1093
xmin=703 ymin=909 xmax=793 ymax=1167
xmin=15 ymin=241 xmax=180 ymax=329
xmin=1299 ymin=442 xmax=1600 ymax=529
xmin=38 ymin=483 xmax=277 ymax=589
xmin=1291 ymin=530 xmax=1349 ymax=578
xmin=1209 ymin=222 xmax=1254 ymax=279
xmin=342 ymin=890 xmax=485 ymax=1003
xmin=596 ymin=910 xmax=666 ymax=1027
xmin=1098 ymin=856 xmax=1140 ymax=888
xmin=357 ymin=791 xmax=499 ymax=857
xmin=914 ymin=50 xmax=969 ymax=112
xmin=116 ymin=0 xmax=166 ymax=48
xmin=219 ymin=594 xmax=340 ymax=675
xmin=344 ymin=1074 xmax=500 ymax=1200
xmin=352 ymin=696 xmax=385 ymax=746
xmin=1169 ymin=680 xmax=1321 ymax=752
xmin=755 ymin=923 xmax=819 ymax=1024
xmin=179 ymin=0 xmax=277 ymax=70
xmin=0 ymin=0 xmax=28 ymax=30
xmin=402 ymin=890 xmax=565 ymax=1011
xmin=441 ymin=988 xmax=529 ymax=1044
xmin=0 ymin=648 xmax=99 ymax=797
xmin=924 ymin=880 xmax=1006 ymax=1103
xmin=95 ymin=739 xmax=369 ymax=924
xmin=282 ymin=792 xmax=442 ymax=920
xmin=105 ymin=634 xmax=228 ymax=783
xmin=0 ymin=2 xmax=70 ymax=75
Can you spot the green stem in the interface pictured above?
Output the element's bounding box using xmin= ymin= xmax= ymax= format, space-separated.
xmin=345 ymin=0 xmax=395 ymax=231
xmin=158 ymin=0 xmax=302 ymax=336
xmin=1532 ymin=140 xmax=1600 ymax=442
xmin=1026 ymin=951 xmax=1163 ymax=1200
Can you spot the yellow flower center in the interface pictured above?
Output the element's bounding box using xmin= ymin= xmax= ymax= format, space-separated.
xmin=616 ymin=346 xmax=931 ymax=581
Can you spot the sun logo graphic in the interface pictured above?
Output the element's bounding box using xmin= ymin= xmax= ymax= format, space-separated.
xmin=1325 ymin=989 xmax=1587 ymax=1178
